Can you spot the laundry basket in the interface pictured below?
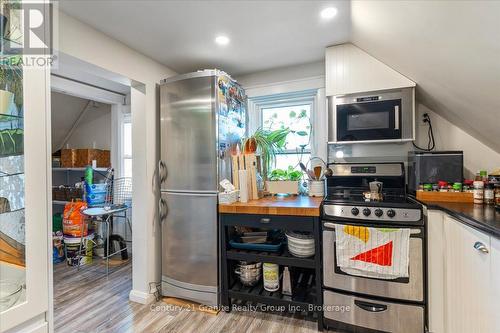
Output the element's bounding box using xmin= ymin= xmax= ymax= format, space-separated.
xmin=105 ymin=177 xmax=132 ymax=208
xmin=85 ymin=177 xmax=132 ymax=208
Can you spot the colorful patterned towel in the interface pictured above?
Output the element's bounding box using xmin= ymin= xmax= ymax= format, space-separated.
xmin=334 ymin=224 xmax=410 ymax=279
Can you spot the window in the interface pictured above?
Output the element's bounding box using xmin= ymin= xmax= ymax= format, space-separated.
xmin=122 ymin=115 xmax=132 ymax=178
xmin=255 ymin=93 xmax=315 ymax=172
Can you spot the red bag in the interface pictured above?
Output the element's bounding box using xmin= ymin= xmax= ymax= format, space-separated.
xmin=62 ymin=201 xmax=88 ymax=237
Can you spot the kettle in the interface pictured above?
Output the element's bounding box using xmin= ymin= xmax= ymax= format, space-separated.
xmin=369 ymin=180 xmax=383 ymax=194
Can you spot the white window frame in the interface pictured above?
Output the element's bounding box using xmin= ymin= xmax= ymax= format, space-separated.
xmin=121 ymin=113 xmax=132 ymax=178
xmin=249 ymin=90 xmax=318 ymax=159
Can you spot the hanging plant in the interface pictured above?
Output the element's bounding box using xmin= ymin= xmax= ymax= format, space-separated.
xmin=241 ymin=127 xmax=290 ymax=179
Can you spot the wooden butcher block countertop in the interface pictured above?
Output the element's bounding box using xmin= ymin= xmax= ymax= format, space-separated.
xmin=218 ymin=195 xmax=322 ymax=217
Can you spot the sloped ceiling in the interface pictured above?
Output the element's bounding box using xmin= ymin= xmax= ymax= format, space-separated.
xmin=51 ymin=92 xmax=109 ymax=152
xmin=350 ymin=0 xmax=500 ymax=153
xmin=51 ymin=92 xmax=89 ymax=152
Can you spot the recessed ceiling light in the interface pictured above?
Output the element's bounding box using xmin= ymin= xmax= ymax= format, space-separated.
xmin=321 ymin=7 xmax=338 ymax=19
xmin=215 ymin=35 xmax=230 ymax=46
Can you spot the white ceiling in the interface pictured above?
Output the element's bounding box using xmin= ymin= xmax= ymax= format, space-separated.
xmin=59 ymin=0 xmax=500 ymax=154
xmin=350 ymin=0 xmax=500 ymax=153
xmin=58 ymin=0 xmax=351 ymax=75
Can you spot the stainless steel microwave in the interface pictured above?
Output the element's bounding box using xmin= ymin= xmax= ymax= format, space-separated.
xmin=328 ymin=88 xmax=415 ymax=143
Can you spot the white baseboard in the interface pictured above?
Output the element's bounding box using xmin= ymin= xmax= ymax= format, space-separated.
xmin=129 ymin=289 xmax=155 ymax=304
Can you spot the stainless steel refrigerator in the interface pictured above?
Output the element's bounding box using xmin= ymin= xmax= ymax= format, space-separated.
xmin=158 ymin=70 xmax=246 ymax=306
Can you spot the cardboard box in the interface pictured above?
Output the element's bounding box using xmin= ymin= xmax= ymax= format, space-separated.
xmin=75 ymin=149 xmax=100 ymax=167
xmin=61 ymin=149 xmax=76 ymax=168
xmin=74 ymin=149 xmax=111 ymax=168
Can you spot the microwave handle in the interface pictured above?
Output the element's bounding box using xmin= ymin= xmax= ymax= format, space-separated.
xmin=394 ymin=105 xmax=400 ymax=130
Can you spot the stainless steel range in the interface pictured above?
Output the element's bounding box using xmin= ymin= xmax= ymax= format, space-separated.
xmin=322 ymin=163 xmax=426 ymax=333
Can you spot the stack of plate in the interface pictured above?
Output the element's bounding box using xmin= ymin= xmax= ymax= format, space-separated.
xmin=286 ymin=231 xmax=315 ymax=258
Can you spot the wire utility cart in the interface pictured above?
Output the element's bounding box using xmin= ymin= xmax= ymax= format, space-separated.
xmin=80 ymin=177 xmax=132 ymax=275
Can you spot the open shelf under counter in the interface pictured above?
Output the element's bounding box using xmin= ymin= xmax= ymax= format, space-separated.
xmin=226 ymin=248 xmax=316 ymax=269
xmin=219 ymin=197 xmax=324 ymax=330
xmin=228 ymin=274 xmax=317 ymax=312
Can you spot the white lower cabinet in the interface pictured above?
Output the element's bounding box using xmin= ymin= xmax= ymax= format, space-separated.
xmin=428 ymin=211 xmax=499 ymax=333
xmin=443 ymin=215 xmax=492 ymax=333
xmin=491 ymin=236 xmax=500 ymax=331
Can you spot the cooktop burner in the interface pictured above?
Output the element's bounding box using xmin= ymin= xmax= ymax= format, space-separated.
xmin=324 ymin=193 xmax=419 ymax=206
xmin=322 ymin=163 xmax=423 ymax=224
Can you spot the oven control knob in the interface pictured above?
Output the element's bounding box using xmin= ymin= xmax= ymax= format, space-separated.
xmin=362 ymin=208 xmax=371 ymax=216
xmin=351 ymin=207 xmax=360 ymax=216
xmin=374 ymin=209 xmax=383 ymax=217
xmin=387 ymin=209 xmax=396 ymax=218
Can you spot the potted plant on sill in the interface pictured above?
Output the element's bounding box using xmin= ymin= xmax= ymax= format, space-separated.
xmin=241 ymin=127 xmax=290 ymax=179
xmin=266 ymin=166 xmax=303 ymax=195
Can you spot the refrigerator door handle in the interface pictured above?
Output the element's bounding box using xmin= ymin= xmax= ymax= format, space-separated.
xmin=158 ymin=160 xmax=167 ymax=184
xmin=159 ymin=198 xmax=168 ymax=223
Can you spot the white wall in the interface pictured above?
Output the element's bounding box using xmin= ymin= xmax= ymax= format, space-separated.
xmin=236 ymin=61 xmax=324 ymax=88
xmin=58 ymin=11 xmax=177 ymax=305
xmin=416 ymin=104 xmax=500 ymax=179
xmin=65 ymin=104 xmax=111 ymax=150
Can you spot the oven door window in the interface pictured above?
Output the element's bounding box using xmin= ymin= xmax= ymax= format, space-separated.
xmin=337 ymin=99 xmax=402 ymax=141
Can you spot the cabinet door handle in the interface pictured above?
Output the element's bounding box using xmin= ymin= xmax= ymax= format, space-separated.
xmin=260 ymin=218 xmax=271 ymax=224
xmin=354 ymin=300 xmax=387 ymax=313
xmin=474 ymin=241 xmax=489 ymax=254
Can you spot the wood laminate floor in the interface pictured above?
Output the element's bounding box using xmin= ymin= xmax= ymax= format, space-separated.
xmin=54 ymin=260 xmax=336 ymax=333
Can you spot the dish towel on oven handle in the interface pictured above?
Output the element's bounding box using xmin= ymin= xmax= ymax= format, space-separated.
xmin=334 ymin=224 xmax=411 ymax=279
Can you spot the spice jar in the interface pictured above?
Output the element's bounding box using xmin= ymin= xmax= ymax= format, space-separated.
xmin=473 ymin=180 xmax=484 ymax=204
xmin=484 ymin=183 xmax=495 ymax=205
xmin=452 ymin=182 xmax=462 ymax=192
xmin=495 ymin=184 xmax=500 ymax=210
xmin=463 ymin=179 xmax=474 ymax=192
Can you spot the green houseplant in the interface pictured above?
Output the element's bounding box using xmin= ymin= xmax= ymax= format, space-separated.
xmin=241 ymin=127 xmax=290 ymax=179
xmin=266 ymin=166 xmax=303 ymax=195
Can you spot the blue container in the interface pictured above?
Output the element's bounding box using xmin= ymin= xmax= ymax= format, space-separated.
xmin=85 ymin=183 xmax=108 ymax=206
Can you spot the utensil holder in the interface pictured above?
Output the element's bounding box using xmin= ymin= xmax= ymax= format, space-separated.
xmin=308 ymin=180 xmax=324 ymax=197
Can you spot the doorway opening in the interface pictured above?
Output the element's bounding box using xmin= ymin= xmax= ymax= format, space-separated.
xmin=50 ymin=56 xmax=136 ymax=333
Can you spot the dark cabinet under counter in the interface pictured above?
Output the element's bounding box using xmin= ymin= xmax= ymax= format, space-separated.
xmin=219 ymin=198 xmax=323 ymax=331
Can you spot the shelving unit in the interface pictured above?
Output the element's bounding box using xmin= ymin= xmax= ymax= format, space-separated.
xmin=51 ymin=167 xmax=109 ymax=207
xmin=53 ymin=167 xmax=108 ymax=172
xmin=220 ymin=213 xmax=323 ymax=331
xmin=226 ymin=248 xmax=316 ymax=269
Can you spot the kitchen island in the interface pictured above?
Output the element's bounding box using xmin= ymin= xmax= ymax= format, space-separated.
xmin=219 ymin=195 xmax=323 ymax=331
xmin=219 ymin=195 xmax=322 ymax=217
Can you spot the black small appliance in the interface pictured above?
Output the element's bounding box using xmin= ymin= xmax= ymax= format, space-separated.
xmin=408 ymin=150 xmax=464 ymax=194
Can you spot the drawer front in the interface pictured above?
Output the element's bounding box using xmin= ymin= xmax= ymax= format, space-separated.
xmin=220 ymin=214 xmax=314 ymax=231
xmin=323 ymin=290 xmax=424 ymax=333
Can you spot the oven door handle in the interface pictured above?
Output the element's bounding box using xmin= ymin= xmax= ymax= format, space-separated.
xmin=354 ymin=300 xmax=388 ymax=313
xmin=323 ymin=222 xmax=336 ymax=230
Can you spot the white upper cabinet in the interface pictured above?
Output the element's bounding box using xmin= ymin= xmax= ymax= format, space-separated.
xmin=325 ymin=44 xmax=416 ymax=96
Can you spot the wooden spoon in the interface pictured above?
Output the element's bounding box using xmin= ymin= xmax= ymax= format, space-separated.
xmin=313 ymin=166 xmax=322 ymax=180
